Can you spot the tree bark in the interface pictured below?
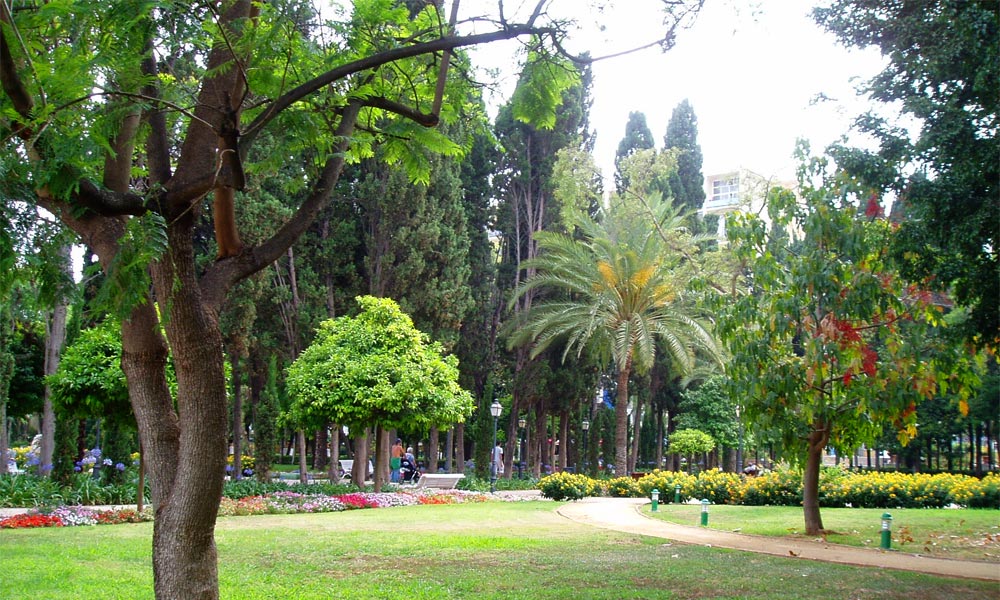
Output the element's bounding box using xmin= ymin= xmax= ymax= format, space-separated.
xmin=328 ymin=425 xmax=340 ymax=483
xmin=803 ymin=425 xmax=829 ymax=535
xmin=532 ymin=409 xmax=546 ymax=478
xmin=426 ymin=426 xmax=439 ymax=474
xmin=351 ymin=432 xmax=369 ymax=488
xmin=297 ymin=430 xmax=308 ymax=484
xmin=628 ymin=393 xmax=642 ymax=473
xmin=314 ymin=427 xmax=329 ymax=471
xmin=444 ymin=428 xmax=454 ymax=473
xmin=614 ymin=362 xmax=631 ymax=476
xmin=230 ymin=349 xmax=242 ymax=481
xmin=558 ymin=410 xmax=568 ymax=472
xmin=454 ymin=423 xmax=465 ymax=474
xmin=373 ymin=425 xmax=388 ymax=491
xmin=40 ymin=250 xmax=70 ymax=476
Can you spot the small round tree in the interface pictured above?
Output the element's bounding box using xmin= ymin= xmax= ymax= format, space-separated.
xmin=284 ymin=296 xmax=474 ymax=490
xmin=668 ymin=428 xmax=715 ymax=474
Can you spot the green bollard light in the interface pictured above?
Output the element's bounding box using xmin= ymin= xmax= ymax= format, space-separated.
xmin=651 ymin=488 xmax=659 ymax=512
xmin=700 ymin=499 xmax=710 ymax=526
xmin=674 ymin=483 xmax=681 ymax=504
xmin=880 ymin=513 xmax=893 ymax=550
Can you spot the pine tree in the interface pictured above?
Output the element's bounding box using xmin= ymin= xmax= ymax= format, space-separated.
xmin=663 ymin=99 xmax=706 ymax=214
xmin=614 ymin=111 xmax=655 ymax=194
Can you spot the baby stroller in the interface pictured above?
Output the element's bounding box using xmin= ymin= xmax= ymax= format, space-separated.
xmin=400 ymin=456 xmax=420 ymax=484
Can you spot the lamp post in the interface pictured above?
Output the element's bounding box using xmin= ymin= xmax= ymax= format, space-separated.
xmin=490 ymin=400 xmax=502 ymax=493
xmin=581 ymin=419 xmax=590 ymax=475
xmin=517 ymin=417 xmax=526 ymax=479
xmin=880 ymin=513 xmax=893 ymax=550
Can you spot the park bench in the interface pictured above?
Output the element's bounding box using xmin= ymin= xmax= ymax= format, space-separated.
xmin=413 ymin=473 xmax=465 ymax=489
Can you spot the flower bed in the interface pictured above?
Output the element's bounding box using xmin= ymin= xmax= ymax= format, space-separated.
xmin=538 ymin=468 xmax=1000 ymax=509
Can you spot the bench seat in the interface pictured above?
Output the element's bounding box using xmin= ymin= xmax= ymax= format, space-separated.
xmin=413 ymin=473 xmax=465 ymax=489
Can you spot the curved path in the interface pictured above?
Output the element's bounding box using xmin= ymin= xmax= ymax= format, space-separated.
xmin=556 ymin=497 xmax=1000 ymax=582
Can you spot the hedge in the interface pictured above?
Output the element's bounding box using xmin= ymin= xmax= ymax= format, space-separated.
xmin=537 ymin=468 xmax=1000 ymax=509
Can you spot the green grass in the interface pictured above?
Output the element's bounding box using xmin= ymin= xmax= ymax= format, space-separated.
xmin=1 ymin=502 xmax=997 ymax=599
xmin=645 ymin=503 xmax=1000 ymax=562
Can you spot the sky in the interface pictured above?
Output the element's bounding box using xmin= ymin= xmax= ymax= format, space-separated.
xmin=466 ymin=0 xmax=886 ymax=187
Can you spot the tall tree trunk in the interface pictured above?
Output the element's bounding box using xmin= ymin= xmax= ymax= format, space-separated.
xmin=654 ymin=407 xmax=664 ymax=470
xmin=230 ymin=349 xmax=242 ymax=481
xmin=373 ymin=425 xmax=388 ymax=491
xmin=0 ymin=305 xmax=14 ymax=476
xmin=427 ymin=426 xmax=439 ymax=474
xmin=297 ymin=430 xmax=307 ymax=484
xmin=314 ymin=428 xmax=328 ymax=471
xmin=328 ymin=425 xmax=340 ymax=482
xmin=351 ymin=432 xmax=369 ymax=488
xmin=975 ymin=423 xmax=984 ymax=474
xmin=969 ymin=421 xmax=977 ymax=473
xmin=125 ymin=255 xmax=227 ymax=600
xmin=628 ymin=395 xmax=642 ymax=473
xmin=444 ymin=428 xmax=454 ymax=473
xmin=532 ymin=409 xmax=545 ymax=478
xmin=614 ymin=362 xmax=631 ymax=475
xmin=986 ymin=420 xmax=994 ymax=475
xmin=558 ymin=410 xmax=569 ymax=472
xmin=803 ymin=425 xmax=829 ymax=535
xmin=455 ymin=423 xmax=465 ymax=474
xmin=40 ymin=263 xmax=69 ymax=476
xmin=0 ymin=383 xmax=8 ymax=476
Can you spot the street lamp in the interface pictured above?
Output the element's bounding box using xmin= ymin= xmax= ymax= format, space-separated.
xmin=581 ymin=419 xmax=590 ymax=475
xmin=490 ymin=400 xmax=503 ymax=493
xmin=517 ymin=417 xmax=527 ymax=479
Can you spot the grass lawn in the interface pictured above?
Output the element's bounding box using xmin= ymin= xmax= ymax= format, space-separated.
xmin=1 ymin=501 xmax=997 ymax=599
xmin=644 ymin=503 xmax=1000 ymax=562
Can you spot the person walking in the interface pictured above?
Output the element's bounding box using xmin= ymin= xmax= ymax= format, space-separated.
xmin=390 ymin=438 xmax=403 ymax=483
xmin=492 ymin=442 xmax=504 ymax=476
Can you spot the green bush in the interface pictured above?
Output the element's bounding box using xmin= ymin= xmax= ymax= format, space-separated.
xmin=605 ymin=477 xmax=640 ymax=498
xmin=635 ymin=470 xmax=696 ymax=502
xmin=690 ymin=469 xmax=743 ymax=505
xmin=537 ymin=472 xmax=600 ymax=501
xmin=954 ymin=473 xmax=1000 ymax=508
xmin=740 ymin=468 xmax=802 ymax=506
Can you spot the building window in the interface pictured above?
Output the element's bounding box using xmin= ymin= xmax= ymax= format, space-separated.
xmin=711 ymin=177 xmax=739 ymax=205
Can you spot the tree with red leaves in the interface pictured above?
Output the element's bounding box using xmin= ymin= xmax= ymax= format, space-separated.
xmin=717 ymin=153 xmax=981 ymax=535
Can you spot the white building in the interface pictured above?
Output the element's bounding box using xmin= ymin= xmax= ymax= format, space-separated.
xmin=701 ymin=169 xmax=797 ymax=239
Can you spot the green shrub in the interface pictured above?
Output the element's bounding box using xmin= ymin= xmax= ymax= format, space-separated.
xmin=0 ymin=474 xmax=64 ymax=508
xmin=955 ymin=473 xmax=1000 ymax=508
xmin=605 ymin=477 xmax=640 ymax=498
xmin=690 ymin=469 xmax=743 ymax=505
xmin=537 ymin=472 xmax=599 ymax=501
xmin=64 ymin=474 xmax=108 ymax=506
xmin=741 ymin=468 xmax=802 ymax=506
xmin=636 ymin=470 xmax=696 ymax=502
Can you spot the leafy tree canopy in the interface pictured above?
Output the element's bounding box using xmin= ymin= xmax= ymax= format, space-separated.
xmin=814 ymin=0 xmax=999 ymax=350
xmin=284 ymin=295 xmax=474 ymax=434
xmin=47 ymin=320 xmax=133 ymax=426
xmin=668 ymin=428 xmax=715 ymax=456
xmin=676 ymin=376 xmax=737 ymax=448
xmin=717 ymin=148 xmax=982 ymax=532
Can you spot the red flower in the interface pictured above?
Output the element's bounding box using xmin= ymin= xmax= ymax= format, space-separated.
xmin=0 ymin=513 xmax=64 ymax=529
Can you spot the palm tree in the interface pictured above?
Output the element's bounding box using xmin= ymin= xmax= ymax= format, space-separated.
xmin=508 ymin=193 xmax=721 ymax=473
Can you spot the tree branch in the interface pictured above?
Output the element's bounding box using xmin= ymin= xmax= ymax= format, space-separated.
xmin=362 ymin=96 xmax=439 ymax=127
xmin=199 ymin=101 xmax=363 ymax=311
xmin=241 ymin=24 xmax=549 ymax=148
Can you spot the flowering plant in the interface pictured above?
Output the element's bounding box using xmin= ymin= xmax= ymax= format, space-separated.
xmin=0 ymin=513 xmax=63 ymax=528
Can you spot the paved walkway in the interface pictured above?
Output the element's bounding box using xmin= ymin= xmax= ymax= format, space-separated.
xmin=556 ymin=497 xmax=1000 ymax=582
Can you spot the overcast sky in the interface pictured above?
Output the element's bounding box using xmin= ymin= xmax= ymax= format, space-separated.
xmin=467 ymin=0 xmax=885 ymax=187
